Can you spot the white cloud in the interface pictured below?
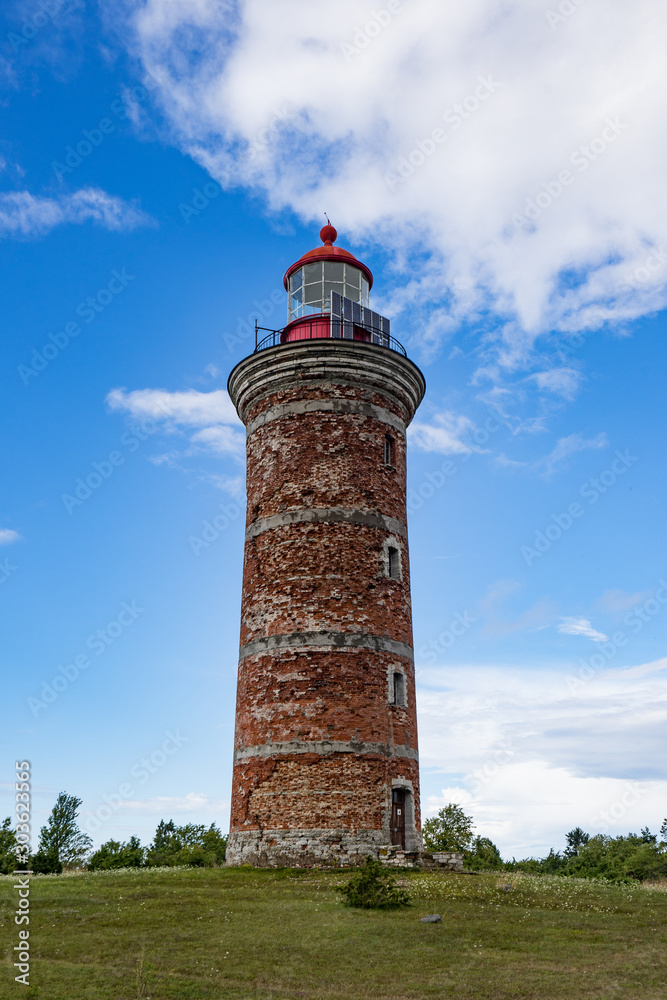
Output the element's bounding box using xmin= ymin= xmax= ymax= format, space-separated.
xmin=107 ymin=387 xmax=239 ymax=426
xmin=408 ymin=410 xmax=477 ymax=454
xmin=534 ymin=431 xmax=607 ymax=476
xmin=106 ymin=386 xmax=244 ymax=458
xmin=81 ymin=792 xmax=230 ymax=846
xmin=595 ymin=588 xmax=651 ymax=616
xmin=558 ymin=616 xmax=609 ymax=642
xmin=425 ymin=764 xmax=667 ymax=859
xmin=416 ymin=657 xmax=667 ymax=855
xmin=125 ymin=0 xmax=667 ymax=366
xmin=0 ymin=529 xmax=20 ymax=545
xmin=100 ymin=792 xmax=228 ymax=814
xmin=0 ymin=188 xmax=154 ymax=239
xmin=198 ymin=473 xmax=246 ymax=497
xmin=527 ymin=367 xmax=581 ymax=401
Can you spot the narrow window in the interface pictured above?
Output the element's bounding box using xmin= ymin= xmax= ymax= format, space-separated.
xmin=393 ymin=671 xmax=405 ymax=706
xmin=388 ymin=546 xmax=400 ymax=580
xmin=383 ymin=434 xmax=394 ymax=466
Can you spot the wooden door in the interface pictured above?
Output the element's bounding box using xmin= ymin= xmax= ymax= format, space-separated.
xmin=391 ymin=788 xmax=406 ymax=848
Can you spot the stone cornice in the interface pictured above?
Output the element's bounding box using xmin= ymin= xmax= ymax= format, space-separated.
xmin=228 ymin=341 xmax=426 ymax=427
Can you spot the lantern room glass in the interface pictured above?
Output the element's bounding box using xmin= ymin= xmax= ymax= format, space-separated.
xmin=288 ymin=261 xmax=370 ymax=320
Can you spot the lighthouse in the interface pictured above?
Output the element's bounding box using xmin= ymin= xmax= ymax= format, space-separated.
xmin=226 ymin=225 xmax=426 ymax=867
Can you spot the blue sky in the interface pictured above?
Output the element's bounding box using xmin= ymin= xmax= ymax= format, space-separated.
xmin=1 ymin=0 xmax=666 ymax=858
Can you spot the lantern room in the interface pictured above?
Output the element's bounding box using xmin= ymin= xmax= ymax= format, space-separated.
xmin=284 ymin=224 xmax=372 ymax=321
xmin=272 ymin=224 xmax=397 ymax=350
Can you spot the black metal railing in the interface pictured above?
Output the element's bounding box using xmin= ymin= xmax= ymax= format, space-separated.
xmin=254 ymin=317 xmax=407 ymax=356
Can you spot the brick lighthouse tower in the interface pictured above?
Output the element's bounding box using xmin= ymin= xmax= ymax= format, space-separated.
xmin=226 ymin=225 xmax=426 ymax=867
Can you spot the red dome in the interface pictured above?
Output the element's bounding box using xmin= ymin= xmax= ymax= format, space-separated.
xmin=283 ymin=226 xmax=373 ymax=290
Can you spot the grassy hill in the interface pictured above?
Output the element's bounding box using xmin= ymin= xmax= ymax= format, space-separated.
xmin=2 ymin=866 xmax=666 ymax=998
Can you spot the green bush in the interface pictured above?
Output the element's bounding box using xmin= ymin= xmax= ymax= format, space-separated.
xmin=464 ymin=836 xmax=504 ymax=871
xmin=88 ymin=836 xmax=145 ymax=871
xmin=0 ymin=818 xmax=18 ymax=874
xmin=337 ymin=856 xmax=410 ymax=909
xmin=145 ymin=820 xmax=227 ymax=868
xmin=563 ymin=833 xmax=667 ymax=883
xmin=31 ymin=848 xmax=63 ymax=874
xmin=423 ymin=805 xmax=667 ymax=884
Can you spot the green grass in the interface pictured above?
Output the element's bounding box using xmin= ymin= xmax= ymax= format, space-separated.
xmin=1 ymin=867 xmax=666 ymax=999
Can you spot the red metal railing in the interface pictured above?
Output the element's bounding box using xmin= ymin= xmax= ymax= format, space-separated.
xmin=254 ymin=316 xmax=407 ymax=357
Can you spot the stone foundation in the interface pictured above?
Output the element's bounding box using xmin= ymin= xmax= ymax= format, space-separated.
xmin=226 ymin=828 xmax=390 ymax=867
xmin=226 ymin=831 xmax=463 ymax=871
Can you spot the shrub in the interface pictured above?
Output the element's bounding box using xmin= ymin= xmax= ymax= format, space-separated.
xmin=337 ymin=856 xmax=410 ymax=909
xmin=464 ymin=835 xmax=504 ymax=871
xmin=145 ymin=820 xmax=227 ymax=867
xmin=88 ymin=837 xmax=145 ymax=871
xmin=0 ymin=818 xmax=18 ymax=874
xmin=31 ymin=848 xmax=63 ymax=874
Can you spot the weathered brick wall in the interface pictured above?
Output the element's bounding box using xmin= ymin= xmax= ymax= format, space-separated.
xmin=226 ymin=341 xmax=425 ymax=866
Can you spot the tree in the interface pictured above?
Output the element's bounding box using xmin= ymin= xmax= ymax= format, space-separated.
xmin=661 ymin=818 xmax=667 ymax=841
xmin=564 ymin=827 xmax=590 ymax=857
xmin=31 ymin=847 xmax=62 ymax=874
xmin=337 ymin=856 xmax=410 ymax=909
xmin=88 ymin=836 xmax=145 ymax=871
xmin=35 ymin=792 xmax=92 ymax=869
xmin=423 ymin=803 xmax=475 ymax=853
xmin=561 ymin=832 xmax=667 ymax=882
xmin=640 ymin=827 xmax=657 ymax=844
xmin=464 ymin=835 xmax=504 ymax=871
xmin=0 ymin=817 xmax=18 ymax=874
xmin=146 ymin=820 xmax=227 ymax=867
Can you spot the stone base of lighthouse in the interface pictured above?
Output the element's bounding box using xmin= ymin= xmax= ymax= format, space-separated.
xmin=227 ymin=829 xmax=391 ymax=868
